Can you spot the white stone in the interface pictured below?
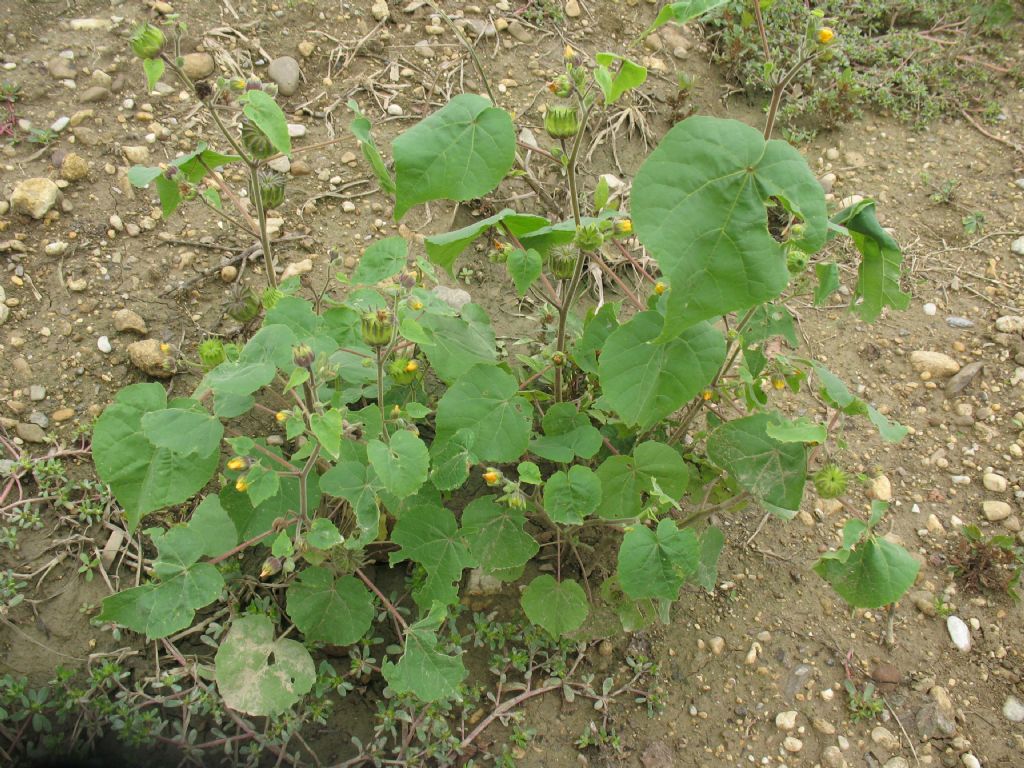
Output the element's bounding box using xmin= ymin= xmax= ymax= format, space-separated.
xmin=923 ymin=302 xmax=937 ymax=316
xmin=983 ymin=473 xmax=1008 ymax=493
xmin=983 ymin=500 xmax=1013 ymax=521
xmin=909 ymin=350 xmax=960 ymax=378
xmin=962 ymin=755 xmax=980 ymax=768
xmin=782 ymin=736 xmax=803 ymax=753
xmin=387 ymin=103 xmax=404 ymax=116
xmin=281 ymin=258 xmax=313 ymax=281
xmin=97 ymin=336 xmax=112 ymax=354
xmin=287 ymin=123 xmax=306 ymax=138
xmin=1011 ymin=237 xmax=1024 ymax=257
xmin=871 ymin=726 xmax=900 ymax=752
xmin=50 ymin=116 xmax=70 ymax=133
xmin=870 ymin=475 xmax=893 ymax=502
xmin=44 ymin=241 xmax=68 ymax=256
xmin=995 ymin=315 xmax=1024 ymax=333
xmin=10 ymin=178 xmax=60 ymax=219
xmin=267 ymin=155 xmax=291 ymax=173
xmin=1003 ymin=695 xmax=1024 ymax=722
xmin=775 ymin=710 xmax=798 ymax=731
xmin=947 ymin=615 xmax=971 ymax=652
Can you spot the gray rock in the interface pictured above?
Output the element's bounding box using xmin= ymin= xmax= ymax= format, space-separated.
xmin=15 ymin=423 xmax=46 ymax=444
xmin=29 ymin=385 xmax=46 ymax=401
xmin=431 ymin=285 xmax=472 ymax=311
xmin=47 ymin=57 xmax=76 ymax=79
xmin=113 ymin=308 xmax=148 ymax=334
xmin=916 ymin=686 xmax=958 ymax=738
xmin=507 ymin=20 xmax=533 ymax=43
xmin=821 ymin=746 xmax=847 ymax=768
xmin=871 ymin=725 xmax=900 ymax=752
xmin=11 ymin=178 xmax=60 ymax=219
xmin=995 ymin=315 xmax=1024 ymax=333
xmin=180 ymin=52 xmax=215 ymax=80
xmin=1012 ymin=236 xmax=1024 ymax=257
xmin=79 ymin=85 xmax=110 ymax=103
xmin=414 ymin=40 xmax=435 ymax=58
xmin=28 ymin=412 xmax=48 ymax=429
xmin=946 ymin=316 xmax=974 ymax=328
xmin=883 ymin=759 xmax=910 ymax=768
xmin=1004 ymin=695 xmax=1024 ymax=722
xmin=267 ymin=56 xmax=301 ymax=96
xmin=944 ymin=361 xmax=984 ymax=396
xmin=127 ymin=339 xmax=175 ymax=378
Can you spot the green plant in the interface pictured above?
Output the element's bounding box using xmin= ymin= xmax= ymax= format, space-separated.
xmin=843 ymin=679 xmax=884 ymax=722
xmin=702 ymin=0 xmax=1015 ymax=130
xmin=930 ymin=178 xmax=959 ymax=204
xmin=80 ymin=6 xmax=918 ymax=759
xmin=26 ymin=127 xmax=58 ymax=146
xmin=951 ymin=524 xmax=1023 ymax=599
xmin=962 ymin=210 xmax=985 ymax=235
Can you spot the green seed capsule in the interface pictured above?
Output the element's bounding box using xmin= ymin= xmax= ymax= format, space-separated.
xmin=239 ymin=118 xmax=275 ymax=160
xmin=258 ymin=168 xmax=287 ymax=210
xmin=130 ymin=24 xmax=165 ymax=60
xmin=198 ymin=339 xmax=226 ymax=371
xmin=227 ymin=288 xmax=262 ymax=323
xmin=548 ymin=244 xmax=577 ymax=280
xmin=813 ymin=464 xmax=848 ymax=499
xmin=361 ymin=310 xmax=394 ymax=347
xmin=544 ymin=105 xmax=580 ymax=139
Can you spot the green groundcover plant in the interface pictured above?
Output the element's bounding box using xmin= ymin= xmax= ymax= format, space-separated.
xmin=87 ymin=3 xmax=920 ymax=735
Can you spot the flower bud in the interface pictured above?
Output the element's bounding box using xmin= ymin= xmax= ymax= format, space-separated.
xmin=786 ymin=249 xmax=809 ymax=274
xmin=573 ymin=223 xmax=604 ymax=252
xmin=130 ymin=23 xmax=165 ymax=60
xmin=813 ymin=464 xmax=847 ymax=498
xmin=275 ymin=411 xmax=288 ymax=422
xmin=235 ymin=476 xmax=249 ymax=493
xmin=548 ymin=75 xmax=573 ymax=98
xmin=544 ymin=105 xmax=580 ymax=140
xmin=227 ymin=287 xmax=261 ymax=323
xmin=260 ymin=556 xmax=283 ymax=579
xmin=261 ymin=286 xmax=283 ymax=310
xmin=552 ymin=351 xmax=566 ymax=367
xmin=483 ymin=468 xmax=503 ymax=486
xmin=292 ymin=344 xmax=315 ymax=369
xmin=408 ymin=298 xmax=424 ymax=311
xmin=817 ymin=26 xmax=835 ymax=45
xmin=198 ymin=339 xmax=226 ymax=371
xmin=361 ymin=309 xmax=393 ymax=347
xmin=389 ymin=357 xmax=421 ymax=385
xmin=654 ymin=281 xmax=667 ymax=296
xmin=549 ymin=244 xmax=577 ymax=280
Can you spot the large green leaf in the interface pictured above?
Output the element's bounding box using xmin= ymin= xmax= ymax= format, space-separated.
xmin=595 ymin=441 xmax=689 ymax=520
xmin=617 ymin=519 xmax=698 ymax=600
xmin=529 ymin=403 xmax=602 ymax=463
xmin=367 ymin=430 xmax=429 ymax=500
xmin=632 ymin=116 xmax=827 ymax=336
xmin=393 ymin=94 xmax=515 ymax=219
xmin=215 ymin=615 xmax=315 ymax=716
xmin=390 ymin=504 xmax=475 ymax=593
xmin=200 ymin=361 xmax=277 ymax=397
xmin=460 ymin=497 xmax=538 ymax=576
xmin=352 ymin=236 xmax=408 ymax=285
xmin=831 ymin=199 xmax=910 ymax=322
xmin=435 ymin=364 xmax=531 ymax=463
xmin=706 ymin=414 xmax=807 ymax=512
xmin=140 ymin=407 xmax=224 ymax=457
xmin=599 ymin=312 xmax=725 ymax=428
xmin=543 ymin=466 xmax=602 ymax=525
xmin=242 ymin=90 xmax=291 ymax=156
xmin=286 ymin=568 xmax=374 ymax=646
xmin=520 ymin=575 xmax=589 ymax=637
xmin=382 ymin=603 xmax=466 ymax=701
xmin=428 ymin=430 xmax=477 ymax=492
xmin=93 ymin=384 xmax=220 ymax=532
xmin=814 ymin=511 xmax=920 ymax=608
xmin=423 ymin=208 xmax=548 ymax=274
xmin=572 ymin=303 xmax=620 ymax=375
xmin=418 ymin=305 xmax=497 ymax=383
xmin=319 ymin=460 xmax=380 ymax=543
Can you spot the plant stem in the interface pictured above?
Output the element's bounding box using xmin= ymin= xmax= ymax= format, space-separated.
xmin=355 ymin=568 xmax=407 ymax=633
xmin=375 ymin=347 xmax=386 ymax=415
xmin=249 ymin=169 xmax=278 ymax=288
xmin=207 ymin=518 xmax=300 ymax=565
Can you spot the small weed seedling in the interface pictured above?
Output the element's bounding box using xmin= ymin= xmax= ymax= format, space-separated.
xmin=844 ymin=679 xmax=884 ymax=723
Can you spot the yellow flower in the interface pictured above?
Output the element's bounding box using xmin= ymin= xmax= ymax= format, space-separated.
xmin=563 ymin=45 xmax=576 ymax=62
xmin=159 ymin=342 xmax=171 ymax=353
xmin=235 ymin=476 xmax=249 ymax=492
xmin=275 ymin=411 xmax=288 ymax=422
xmin=817 ymin=27 xmax=835 ymax=45
xmin=654 ymin=281 xmax=667 ymax=296
xmin=701 ymin=389 xmax=713 ymax=401
xmin=613 ymin=218 xmax=633 ymax=237
xmin=483 ymin=468 xmax=502 ymax=486
xmin=772 ymin=376 xmax=786 ymax=391
xmin=409 ymin=299 xmax=424 ymax=311
xmin=226 ymin=457 xmax=249 ymax=471
xmin=405 ymin=360 xmax=419 ymax=373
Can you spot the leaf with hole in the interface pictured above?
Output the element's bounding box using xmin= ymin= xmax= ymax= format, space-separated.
xmin=215 ymin=614 xmax=315 ymax=716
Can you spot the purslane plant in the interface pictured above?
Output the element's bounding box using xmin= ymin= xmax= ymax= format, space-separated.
xmin=91 ymin=5 xmax=918 ymax=725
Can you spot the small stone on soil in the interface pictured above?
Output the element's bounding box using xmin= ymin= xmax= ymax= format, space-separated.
xmin=11 ymin=178 xmax=60 ymax=219
xmin=113 ymin=309 xmax=148 ymax=335
xmin=268 ymin=56 xmax=301 ymax=96
xmin=946 ymin=615 xmax=971 ymax=652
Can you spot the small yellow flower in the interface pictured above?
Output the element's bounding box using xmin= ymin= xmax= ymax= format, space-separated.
xmin=563 ymin=45 xmax=576 ymax=62
xmin=159 ymin=342 xmax=171 ymax=353
xmin=226 ymin=457 xmax=249 ymax=471
xmin=235 ymin=476 xmax=249 ymax=493
xmin=613 ymin=218 xmax=633 ymax=237
xmin=409 ymin=299 xmax=424 ymax=311
xmin=275 ymin=411 xmax=288 ymax=422
xmin=654 ymin=281 xmax=667 ymax=296
xmin=405 ymin=360 xmax=419 ymax=373
xmin=817 ymin=26 xmax=835 ymax=45
xmin=391 ymin=404 xmax=401 ymax=418
xmin=772 ymin=376 xmax=786 ymax=391
xmin=483 ymin=468 xmax=502 ymax=486
xmin=701 ymin=389 xmax=713 ymax=401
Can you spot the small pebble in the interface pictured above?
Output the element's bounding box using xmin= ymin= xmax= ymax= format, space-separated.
xmin=922 ymin=302 xmax=937 ymax=316
xmin=947 ymin=615 xmax=971 ymax=652
xmin=97 ymin=336 xmax=112 ymax=354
